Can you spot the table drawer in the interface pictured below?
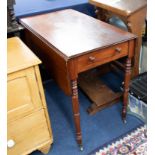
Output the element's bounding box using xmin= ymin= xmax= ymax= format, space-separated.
xmin=7 ymin=67 xmax=42 ymax=122
xmin=7 ymin=109 xmax=51 ymax=155
xmin=77 ymin=42 xmax=128 ymax=73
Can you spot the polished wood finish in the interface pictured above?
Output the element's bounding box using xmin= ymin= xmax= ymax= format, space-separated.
xmin=122 ymin=58 xmax=131 ymax=121
xmin=77 ymin=42 xmax=128 ymax=73
xmin=89 ymin=0 xmax=147 ymax=76
xmin=71 ymin=80 xmax=82 ymax=146
xmin=90 ymin=0 xmax=146 ymax=17
xmin=7 ymin=37 xmax=53 ymax=155
xmin=122 ymin=40 xmax=135 ymax=121
xmin=20 ymin=9 xmax=136 ymax=148
xmin=20 ymin=10 xmax=135 ymax=58
xmin=23 ymin=28 xmax=72 ymax=95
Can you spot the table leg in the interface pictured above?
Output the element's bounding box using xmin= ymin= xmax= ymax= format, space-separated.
xmin=71 ymin=80 xmax=83 ymax=150
xmin=126 ymin=7 xmax=146 ymax=77
xmin=122 ymin=58 xmax=131 ymax=123
xmin=95 ymin=7 xmax=146 ymax=77
xmin=95 ymin=7 xmax=110 ymax=22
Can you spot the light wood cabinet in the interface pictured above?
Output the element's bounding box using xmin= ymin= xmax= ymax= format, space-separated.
xmin=7 ymin=37 xmax=53 ymax=155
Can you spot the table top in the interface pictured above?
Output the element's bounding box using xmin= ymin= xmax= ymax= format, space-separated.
xmin=89 ymin=0 xmax=146 ymax=16
xmin=7 ymin=37 xmax=41 ymax=74
xmin=20 ymin=9 xmax=136 ymax=58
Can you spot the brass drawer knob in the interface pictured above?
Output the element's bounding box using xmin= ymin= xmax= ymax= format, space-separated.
xmin=89 ymin=56 xmax=96 ymax=62
xmin=7 ymin=139 xmax=15 ymax=148
xmin=115 ymin=47 xmax=122 ymax=53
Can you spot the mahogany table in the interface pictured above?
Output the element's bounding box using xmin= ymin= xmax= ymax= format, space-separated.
xmin=20 ymin=9 xmax=136 ymax=150
xmin=89 ymin=0 xmax=147 ymax=77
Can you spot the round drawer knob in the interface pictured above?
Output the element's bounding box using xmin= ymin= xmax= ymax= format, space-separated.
xmin=115 ymin=47 xmax=122 ymax=53
xmin=89 ymin=56 xmax=96 ymax=62
xmin=7 ymin=139 xmax=15 ymax=148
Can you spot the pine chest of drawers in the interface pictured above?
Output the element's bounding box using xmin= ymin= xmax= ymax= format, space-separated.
xmin=7 ymin=37 xmax=53 ymax=155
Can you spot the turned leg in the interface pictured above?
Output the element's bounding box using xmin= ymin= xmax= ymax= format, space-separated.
xmin=38 ymin=144 xmax=51 ymax=154
xmin=7 ymin=5 xmax=19 ymax=29
xmin=95 ymin=7 xmax=110 ymax=22
xmin=122 ymin=58 xmax=131 ymax=123
xmin=127 ymin=22 xmax=143 ymax=77
xmin=71 ymin=80 xmax=83 ymax=150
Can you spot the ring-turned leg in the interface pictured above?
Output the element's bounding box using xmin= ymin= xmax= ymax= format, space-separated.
xmin=95 ymin=7 xmax=110 ymax=22
xmin=122 ymin=58 xmax=131 ymax=123
xmin=71 ymin=80 xmax=83 ymax=150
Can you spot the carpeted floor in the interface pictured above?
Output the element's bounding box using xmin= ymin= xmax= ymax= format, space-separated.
xmin=14 ymin=0 xmax=96 ymax=19
xmin=31 ymin=72 xmax=144 ymax=155
xmin=89 ymin=124 xmax=146 ymax=155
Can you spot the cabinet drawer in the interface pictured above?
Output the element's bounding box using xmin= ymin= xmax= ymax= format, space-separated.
xmin=7 ymin=109 xmax=51 ymax=155
xmin=77 ymin=42 xmax=128 ymax=73
xmin=7 ymin=67 xmax=42 ymax=122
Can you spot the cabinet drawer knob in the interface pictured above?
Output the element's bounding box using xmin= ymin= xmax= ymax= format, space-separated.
xmin=7 ymin=139 xmax=15 ymax=148
xmin=89 ymin=56 xmax=96 ymax=62
xmin=115 ymin=47 xmax=122 ymax=53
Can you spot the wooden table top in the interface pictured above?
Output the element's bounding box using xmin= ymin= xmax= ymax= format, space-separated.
xmin=20 ymin=9 xmax=136 ymax=58
xmin=89 ymin=0 xmax=147 ymax=16
xmin=7 ymin=37 xmax=41 ymax=74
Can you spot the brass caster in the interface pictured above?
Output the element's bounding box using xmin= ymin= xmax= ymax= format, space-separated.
xmin=79 ymin=145 xmax=84 ymax=151
xmin=123 ymin=119 xmax=127 ymax=124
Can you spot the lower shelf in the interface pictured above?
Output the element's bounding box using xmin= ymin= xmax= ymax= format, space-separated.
xmin=78 ymin=70 xmax=122 ymax=115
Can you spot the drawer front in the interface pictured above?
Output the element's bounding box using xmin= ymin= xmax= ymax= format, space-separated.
xmin=7 ymin=110 xmax=51 ymax=155
xmin=77 ymin=42 xmax=128 ymax=73
xmin=7 ymin=67 xmax=42 ymax=122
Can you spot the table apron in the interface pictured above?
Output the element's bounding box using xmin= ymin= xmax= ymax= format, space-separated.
xmin=77 ymin=42 xmax=128 ymax=73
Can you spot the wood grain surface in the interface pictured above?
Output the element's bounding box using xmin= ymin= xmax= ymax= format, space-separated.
xmin=20 ymin=10 xmax=136 ymax=148
xmin=20 ymin=9 xmax=136 ymax=58
xmin=7 ymin=37 xmax=41 ymax=74
xmin=89 ymin=0 xmax=146 ymax=16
